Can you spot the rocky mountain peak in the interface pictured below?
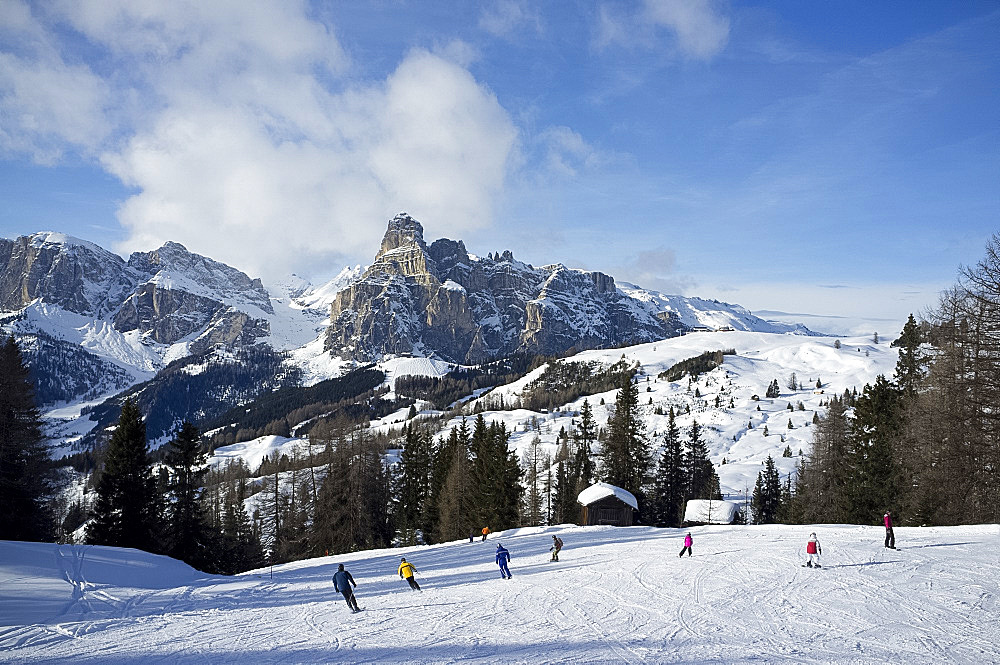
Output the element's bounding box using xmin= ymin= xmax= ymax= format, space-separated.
xmin=326 ymin=214 xmax=682 ymax=363
xmin=369 ymin=213 xmax=436 ymax=280
xmin=379 ymin=213 xmax=427 ymax=255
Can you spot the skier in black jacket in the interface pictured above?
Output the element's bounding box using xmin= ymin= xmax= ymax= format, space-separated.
xmin=332 ymin=563 xmax=361 ymax=612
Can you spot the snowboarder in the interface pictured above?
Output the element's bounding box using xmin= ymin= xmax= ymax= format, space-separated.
xmin=804 ymin=532 xmax=822 ymax=568
xmin=481 ymin=526 xmax=490 ymax=542
xmin=398 ymin=557 xmax=422 ymax=591
xmin=332 ymin=563 xmax=361 ymax=612
xmin=884 ymin=511 xmax=896 ymax=549
xmin=496 ymin=543 xmax=512 ymax=579
xmin=679 ymin=532 xmax=693 ymax=557
xmin=549 ymin=535 xmax=563 ymax=561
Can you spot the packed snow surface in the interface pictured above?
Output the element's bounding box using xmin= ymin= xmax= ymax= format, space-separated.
xmin=2 ymin=524 xmax=998 ymax=664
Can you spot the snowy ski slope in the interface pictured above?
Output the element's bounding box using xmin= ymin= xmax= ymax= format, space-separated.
xmin=2 ymin=523 xmax=998 ymax=664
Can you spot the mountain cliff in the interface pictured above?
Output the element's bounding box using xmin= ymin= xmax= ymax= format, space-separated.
xmin=325 ymin=213 xmax=803 ymax=364
xmin=0 ymin=233 xmax=278 ymax=406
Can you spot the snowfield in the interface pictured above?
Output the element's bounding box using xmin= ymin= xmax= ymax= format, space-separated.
xmin=3 ymin=524 xmax=998 ymax=664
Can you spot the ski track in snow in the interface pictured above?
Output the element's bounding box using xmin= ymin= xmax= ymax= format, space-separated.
xmin=2 ymin=524 xmax=999 ymax=664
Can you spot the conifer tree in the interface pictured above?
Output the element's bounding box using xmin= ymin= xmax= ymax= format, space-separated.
xmin=795 ymin=395 xmax=851 ymax=523
xmin=601 ymin=371 xmax=651 ymax=514
xmin=219 ymin=477 xmax=264 ymax=573
xmin=435 ymin=418 xmax=474 ymax=541
xmin=396 ymin=424 xmax=432 ymax=545
xmin=648 ymin=407 xmax=686 ymax=527
xmin=489 ymin=420 xmax=524 ymax=531
xmin=87 ymin=399 xmax=162 ymax=552
xmin=751 ymin=456 xmax=782 ymax=523
xmin=571 ymin=399 xmax=597 ymax=496
xmin=163 ymin=421 xmax=216 ymax=570
xmin=551 ymin=454 xmax=574 ymax=524
xmin=846 ymin=376 xmax=903 ymax=524
xmin=892 ymin=314 xmax=926 ymax=398
xmin=0 ymin=336 xmax=53 ymax=541
xmin=312 ymin=434 xmax=393 ymax=554
xmin=685 ymin=419 xmax=719 ymax=500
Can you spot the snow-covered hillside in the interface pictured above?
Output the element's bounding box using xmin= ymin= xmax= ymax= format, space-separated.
xmin=208 ymin=331 xmax=897 ymax=520
xmin=435 ymin=331 xmax=896 ymax=497
xmin=3 ymin=523 xmax=997 ymax=663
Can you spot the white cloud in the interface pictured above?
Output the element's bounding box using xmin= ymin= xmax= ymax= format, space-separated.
xmin=643 ymin=0 xmax=730 ymax=60
xmin=0 ymin=1 xmax=111 ymax=162
xmin=1 ymin=2 xmax=518 ymax=280
xmin=104 ymin=46 xmax=517 ymax=280
xmin=478 ymin=0 xmax=543 ymax=39
xmin=596 ymin=0 xmax=730 ymax=60
xmin=539 ymin=126 xmax=602 ymax=176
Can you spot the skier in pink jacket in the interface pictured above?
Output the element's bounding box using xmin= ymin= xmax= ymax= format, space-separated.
xmin=679 ymin=532 xmax=693 ymax=557
xmin=883 ymin=511 xmax=896 ymax=549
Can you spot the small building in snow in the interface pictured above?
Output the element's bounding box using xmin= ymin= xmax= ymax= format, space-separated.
xmin=683 ymin=499 xmax=741 ymax=525
xmin=577 ymin=482 xmax=637 ymax=527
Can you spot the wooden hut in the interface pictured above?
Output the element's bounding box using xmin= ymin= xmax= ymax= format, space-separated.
xmin=577 ymin=482 xmax=637 ymax=527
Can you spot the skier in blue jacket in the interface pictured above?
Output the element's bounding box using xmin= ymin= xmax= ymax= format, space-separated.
xmin=332 ymin=563 xmax=361 ymax=612
xmin=496 ymin=543 xmax=512 ymax=579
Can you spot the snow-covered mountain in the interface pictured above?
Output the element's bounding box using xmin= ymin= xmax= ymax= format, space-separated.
xmin=3 ymin=523 xmax=997 ymax=663
xmin=3 ymin=216 xmax=820 ymax=454
xmin=325 ymin=213 xmax=813 ymax=365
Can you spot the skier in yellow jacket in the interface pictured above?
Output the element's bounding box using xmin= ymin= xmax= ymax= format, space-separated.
xmin=398 ymin=557 xmax=421 ymax=591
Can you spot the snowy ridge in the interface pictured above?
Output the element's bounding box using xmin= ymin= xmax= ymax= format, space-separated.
xmin=619 ymin=281 xmax=815 ymax=334
xmin=2 ymin=524 xmax=998 ymax=663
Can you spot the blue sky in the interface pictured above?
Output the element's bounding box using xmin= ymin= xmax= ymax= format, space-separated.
xmin=2 ymin=1 xmax=998 ymax=335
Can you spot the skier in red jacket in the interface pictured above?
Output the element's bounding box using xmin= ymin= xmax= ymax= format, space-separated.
xmin=804 ymin=533 xmax=822 ymax=568
xmin=884 ymin=511 xmax=896 ymax=549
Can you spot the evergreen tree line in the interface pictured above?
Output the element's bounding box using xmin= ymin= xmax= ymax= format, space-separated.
xmin=520 ymin=358 xmax=634 ymax=412
xmin=582 ymin=369 xmax=723 ymax=528
xmin=394 ymin=353 xmax=545 ymax=410
xmin=81 ymin=345 xmax=299 ymax=448
xmin=203 ymin=366 xmax=388 ymax=445
xmin=394 ymin=414 xmax=524 ymax=545
xmin=754 ymin=235 xmax=1000 ymax=527
xmin=658 ymin=349 xmax=736 ymax=383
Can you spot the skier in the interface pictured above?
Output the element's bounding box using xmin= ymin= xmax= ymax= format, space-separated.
xmin=469 ymin=531 xmax=475 ymax=543
xmin=496 ymin=543 xmax=512 ymax=579
xmin=398 ymin=557 xmax=422 ymax=591
xmin=884 ymin=511 xmax=896 ymax=549
xmin=481 ymin=526 xmax=490 ymax=542
xmin=549 ymin=535 xmax=563 ymax=561
xmin=679 ymin=532 xmax=693 ymax=557
xmin=804 ymin=532 xmax=822 ymax=568
xmin=332 ymin=563 xmax=361 ymax=612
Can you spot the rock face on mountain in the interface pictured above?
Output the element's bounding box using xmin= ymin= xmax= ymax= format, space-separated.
xmin=113 ymin=241 xmax=272 ymax=350
xmin=326 ymin=213 xmax=684 ymax=363
xmin=0 ymin=233 xmax=273 ymax=350
xmin=0 ymin=233 xmax=135 ymax=318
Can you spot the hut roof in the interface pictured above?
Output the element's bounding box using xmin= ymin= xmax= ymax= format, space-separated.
xmin=577 ymin=482 xmax=638 ymax=510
